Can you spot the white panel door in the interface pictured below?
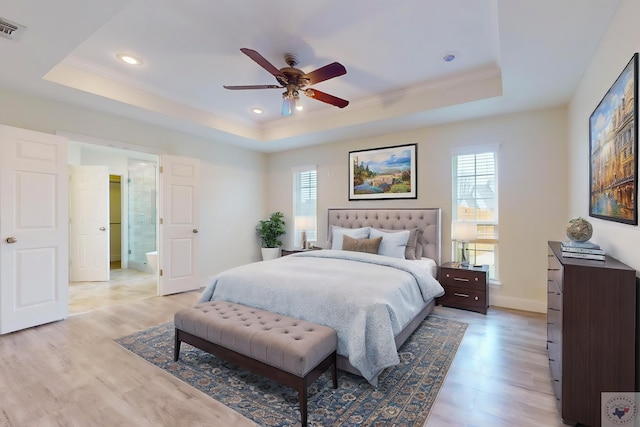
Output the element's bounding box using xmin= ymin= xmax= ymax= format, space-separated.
xmin=158 ymin=155 xmax=200 ymax=295
xmin=0 ymin=125 xmax=68 ymax=334
xmin=69 ymin=165 xmax=110 ymax=282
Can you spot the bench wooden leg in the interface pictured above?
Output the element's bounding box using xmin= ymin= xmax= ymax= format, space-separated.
xmin=331 ymin=351 xmax=338 ymax=389
xmin=298 ymin=384 xmax=308 ymax=427
xmin=174 ymin=329 xmax=181 ymax=361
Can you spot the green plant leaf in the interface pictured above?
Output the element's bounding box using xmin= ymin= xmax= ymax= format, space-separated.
xmin=256 ymin=211 xmax=286 ymax=248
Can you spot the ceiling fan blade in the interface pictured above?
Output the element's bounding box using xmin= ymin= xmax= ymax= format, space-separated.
xmin=240 ymin=48 xmax=284 ymax=78
xmin=304 ymin=62 xmax=347 ymax=85
xmin=223 ymin=85 xmax=282 ymax=90
xmin=304 ymin=89 xmax=349 ymax=108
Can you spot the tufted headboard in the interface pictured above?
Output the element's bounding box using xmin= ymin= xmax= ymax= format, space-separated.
xmin=327 ymin=208 xmax=441 ymax=265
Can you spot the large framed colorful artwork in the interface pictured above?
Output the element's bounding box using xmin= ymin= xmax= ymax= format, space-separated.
xmin=589 ymin=53 xmax=638 ymax=225
xmin=349 ymin=143 xmax=417 ymax=200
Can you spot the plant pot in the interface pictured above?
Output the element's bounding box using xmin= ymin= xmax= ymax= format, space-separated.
xmin=261 ymin=247 xmax=281 ymax=261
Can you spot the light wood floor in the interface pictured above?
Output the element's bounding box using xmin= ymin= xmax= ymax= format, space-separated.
xmin=0 ymin=292 xmax=564 ymax=427
xmin=68 ymin=264 xmax=157 ymax=316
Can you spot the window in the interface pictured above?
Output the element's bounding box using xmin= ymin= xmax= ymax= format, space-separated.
xmin=452 ymin=145 xmax=499 ymax=279
xmin=292 ymin=166 xmax=317 ymax=247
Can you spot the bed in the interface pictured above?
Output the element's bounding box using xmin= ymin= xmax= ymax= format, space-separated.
xmin=199 ymin=208 xmax=444 ymax=385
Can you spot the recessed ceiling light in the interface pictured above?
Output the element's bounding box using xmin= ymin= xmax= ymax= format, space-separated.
xmin=252 ymin=108 xmax=263 ymax=114
xmin=116 ymin=53 xmax=143 ymax=65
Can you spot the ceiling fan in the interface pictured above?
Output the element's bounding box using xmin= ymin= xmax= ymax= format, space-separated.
xmin=223 ymin=48 xmax=349 ymax=116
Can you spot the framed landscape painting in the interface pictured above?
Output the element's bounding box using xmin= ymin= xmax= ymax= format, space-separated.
xmin=589 ymin=53 xmax=638 ymax=225
xmin=349 ymin=143 xmax=417 ymax=200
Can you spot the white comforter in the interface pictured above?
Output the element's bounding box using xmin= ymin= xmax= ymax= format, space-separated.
xmin=198 ymin=249 xmax=444 ymax=385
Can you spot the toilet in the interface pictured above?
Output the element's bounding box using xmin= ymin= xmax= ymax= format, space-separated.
xmin=146 ymin=251 xmax=158 ymax=273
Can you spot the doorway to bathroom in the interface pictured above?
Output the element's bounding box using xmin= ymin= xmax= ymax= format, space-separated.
xmin=126 ymin=160 xmax=158 ymax=273
xmin=68 ymin=142 xmax=159 ymax=315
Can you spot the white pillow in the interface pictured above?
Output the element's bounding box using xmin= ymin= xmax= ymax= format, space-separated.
xmin=330 ymin=226 xmax=371 ymax=250
xmin=369 ymin=228 xmax=410 ymax=259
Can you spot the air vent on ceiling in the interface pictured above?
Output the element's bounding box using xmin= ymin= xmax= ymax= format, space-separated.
xmin=0 ymin=17 xmax=25 ymax=40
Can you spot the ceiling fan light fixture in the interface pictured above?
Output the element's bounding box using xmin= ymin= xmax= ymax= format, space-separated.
xmin=294 ymin=93 xmax=303 ymax=111
xmin=282 ymin=89 xmax=300 ymax=116
xmin=281 ymin=94 xmax=295 ymax=116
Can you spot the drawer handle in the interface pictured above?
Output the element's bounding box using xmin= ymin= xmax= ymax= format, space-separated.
xmin=547 ymin=340 xmax=553 ymax=344
xmin=453 ymin=277 xmax=470 ymax=282
xmin=453 ymin=292 xmax=470 ymax=298
xmin=549 ymin=358 xmax=555 ymax=362
xmin=548 ymin=308 xmax=560 ymax=312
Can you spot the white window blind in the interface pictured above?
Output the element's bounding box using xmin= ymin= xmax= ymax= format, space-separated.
xmin=293 ymin=166 xmax=317 ymax=246
xmin=452 ymin=146 xmax=499 ymax=278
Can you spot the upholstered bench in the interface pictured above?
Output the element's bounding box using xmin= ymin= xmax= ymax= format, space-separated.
xmin=174 ymin=300 xmax=338 ymax=427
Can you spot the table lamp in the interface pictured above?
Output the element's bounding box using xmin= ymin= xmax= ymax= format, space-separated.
xmin=294 ymin=216 xmax=315 ymax=249
xmin=452 ymin=221 xmax=477 ymax=266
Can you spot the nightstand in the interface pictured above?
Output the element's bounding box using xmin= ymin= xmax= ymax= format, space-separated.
xmin=437 ymin=262 xmax=489 ymax=314
xmin=281 ymin=248 xmax=320 ymax=257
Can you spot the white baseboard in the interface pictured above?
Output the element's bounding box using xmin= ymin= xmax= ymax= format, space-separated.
xmin=490 ymin=294 xmax=546 ymax=314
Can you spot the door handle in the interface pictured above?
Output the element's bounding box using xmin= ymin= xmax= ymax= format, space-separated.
xmin=193 ymin=229 xmax=198 ymax=234
xmin=6 ymin=236 xmax=17 ymax=244
xmin=100 ymin=227 xmax=106 ymax=231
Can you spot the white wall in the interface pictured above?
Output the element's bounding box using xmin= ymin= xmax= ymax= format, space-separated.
xmin=268 ymin=107 xmax=569 ymax=312
xmin=0 ymin=87 xmax=267 ymax=285
xmin=568 ymin=0 xmax=640 ymax=272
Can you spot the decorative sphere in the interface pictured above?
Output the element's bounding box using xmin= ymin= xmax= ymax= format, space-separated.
xmin=566 ymin=217 xmax=593 ymax=242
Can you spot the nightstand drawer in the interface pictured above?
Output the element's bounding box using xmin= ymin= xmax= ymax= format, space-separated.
xmin=440 ymin=268 xmax=486 ymax=288
xmin=438 ymin=284 xmax=487 ymax=314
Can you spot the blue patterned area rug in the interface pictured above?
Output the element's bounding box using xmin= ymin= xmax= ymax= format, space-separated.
xmin=115 ymin=315 xmax=467 ymax=427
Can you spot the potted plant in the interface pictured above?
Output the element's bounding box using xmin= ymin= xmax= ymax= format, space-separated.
xmin=256 ymin=211 xmax=286 ymax=260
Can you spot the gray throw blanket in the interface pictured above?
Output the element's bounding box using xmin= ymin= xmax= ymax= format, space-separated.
xmin=199 ymin=250 xmax=444 ymax=385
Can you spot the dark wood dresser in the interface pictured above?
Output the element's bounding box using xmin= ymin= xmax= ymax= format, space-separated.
xmin=547 ymin=241 xmax=637 ymax=426
xmin=438 ymin=262 xmax=489 ymax=314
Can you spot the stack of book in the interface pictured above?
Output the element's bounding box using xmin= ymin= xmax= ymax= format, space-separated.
xmin=561 ymin=240 xmax=605 ymax=261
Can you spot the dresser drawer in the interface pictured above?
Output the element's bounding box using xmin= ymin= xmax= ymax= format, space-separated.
xmin=547 ymin=249 xmax=563 ymax=291
xmin=547 ymin=280 xmax=562 ymax=311
xmin=438 ymin=284 xmax=487 ymax=314
xmin=548 ymin=338 xmax=563 ymax=406
xmin=547 ymin=275 xmax=563 ymax=346
xmin=547 ymin=308 xmax=562 ymax=339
